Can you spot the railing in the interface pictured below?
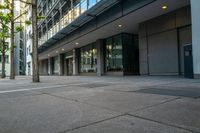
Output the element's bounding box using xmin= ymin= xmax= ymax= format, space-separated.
xmin=38 ymin=0 xmax=101 ymax=46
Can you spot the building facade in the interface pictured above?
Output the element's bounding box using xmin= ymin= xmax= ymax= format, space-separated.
xmin=14 ymin=1 xmax=27 ymax=75
xmin=0 ymin=0 xmax=10 ymax=76
xmin=37 ymin=0 xmax=200 ymax=78
xmin=25 ymin=6 xmax=33 ymax=76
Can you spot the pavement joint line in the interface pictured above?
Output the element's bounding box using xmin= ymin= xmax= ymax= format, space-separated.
xmin=42 ymin=92 xmax=123 ymax=114
xmin=59 ymin=114 xmax=126 ymax=133
xmin=0 ymin=85 xmax=69 ymax=94
xmin=127 ymin=113 xmax=199 ymax=133
xmin=130 ymin=97 xmax=181 ymax=113
xmin=0 ymin=82 xmax=113 ymax=94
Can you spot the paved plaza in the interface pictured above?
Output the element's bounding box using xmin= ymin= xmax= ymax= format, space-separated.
xmin=0 ymin=76 xmax=200 ymax=133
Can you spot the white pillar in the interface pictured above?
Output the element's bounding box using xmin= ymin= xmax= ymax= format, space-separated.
xmin=48 ymin=57 xmax=52 ymax=75
xmin=73 ymin=49 xmax=79 ymax=75
xmin=191 ymin=0 xmax=200 ymax=78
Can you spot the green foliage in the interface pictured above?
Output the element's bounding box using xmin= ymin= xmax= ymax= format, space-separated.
xmin=25 ymin=20 xmax=31 ymax=25
xmin=15 ymin=26 xmax=23 ymax=32
xmin=37 ymin=16 xmax=45 ymax=20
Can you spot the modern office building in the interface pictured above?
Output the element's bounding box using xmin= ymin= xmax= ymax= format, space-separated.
xmin=14 ymin=1 xmax=27 ymax=75
xmin=25 ymin=6 xmax=33 ymax=76
xmin=37 ymin=0 xmax=200 ymax=78
xmin=0 ymin=0 xmax=10 ymax=76
xmin=0 ymin=1 xmax=26 ymax=76
xmin=0 ymin=40 xmax=10 ymax=76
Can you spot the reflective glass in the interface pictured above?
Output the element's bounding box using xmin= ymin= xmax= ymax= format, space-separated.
xmin=80 ymin=43 xmax=97 ymax=73
xmin=106 ymin=35 xmax=123 ymax=71
xmin=81 ymin=0 xmax=87 ymax=14
xmin=88 ymin=0 xmax=97 ymax=8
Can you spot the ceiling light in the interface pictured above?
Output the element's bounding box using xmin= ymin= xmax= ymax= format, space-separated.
xmin=61 ymin=48 xmax=65 ymax=51
xmin=162 ymin=5 xmax=168 ymax=10
xmin=56 ymin=51 xmax=59 ymax=53
xmin=48 ymin=54 xmax=50 ymax=57
xmin=118 ymin=24 xmax=122 ymax=28
xmin=75 ymin=42 xmax=79 ymax=45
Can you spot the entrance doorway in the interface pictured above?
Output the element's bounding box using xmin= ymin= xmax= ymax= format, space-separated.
xmin=178 ymin=26 xmax=192 ymax=75
xmin=65 ymin=58 xmax=73 ymax=76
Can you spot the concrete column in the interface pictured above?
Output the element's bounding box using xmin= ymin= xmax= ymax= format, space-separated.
xmin=73 ymin=49 xmax=79 ymax=75
xmin=48 ymin=57 xmax=53 ymax=75
xmin=59 ymin=54 xmax=64 ymax=76
xmin=96 ymin=39 xmax=104 ymax=76
xmin=191 ymin=0 xmax=200 ymax=78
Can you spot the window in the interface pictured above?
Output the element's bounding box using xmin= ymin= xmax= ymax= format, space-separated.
xmin=105 ymin=35 xmax=123 ymax=72
xmin=6 ymin=55 xmax=9 ymax=63
xmin=81 ymin=0 xmax=87 ymax=14
xmin=88 ymin=0 xmax=97 ymax=8
xmin=74 ymin=3 xmax=80 ymax=19
xmin=0 ymin=55 xmax=9 ymax=63
xmin=80 ymin=43 xmax=97 ymax=73
xmin=53 ymin=56 xmax=59 ymax=74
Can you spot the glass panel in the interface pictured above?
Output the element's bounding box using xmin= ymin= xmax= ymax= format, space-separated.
xmin=106 ymin=35 xmax=123 ymax=71
xmin=80 ymin=43 xmax=97 ymax=73
xmin=81 ymin=0 xmax=87 ymax=14
xmin=68 ymin=10 xmax=73 ymax=23
xmin=88 ymin=0 xmax=97 ymax=8
xmin=53 ymin=56 xmax=59 ymax=74
xmin=74 ymin=3 xmax=80 ymax=19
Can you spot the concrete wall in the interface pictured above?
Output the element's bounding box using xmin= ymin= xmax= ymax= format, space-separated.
xmin=191 ymin=0 xmax=200 ymax=78
xmin=139 ymin=6 xmax=191 ymax=75
xmin=39 ymin=59 xmax=48 ymax=75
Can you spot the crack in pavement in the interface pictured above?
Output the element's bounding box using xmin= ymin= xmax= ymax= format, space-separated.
xmin=58 ymin=114 xmax=126 ymax=133
xmin=127 ymin=114 xmax=199 ymax=133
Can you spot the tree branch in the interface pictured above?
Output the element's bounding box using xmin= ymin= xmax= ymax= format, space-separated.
xmin=14 ymin=10 xmax=28 ymax=21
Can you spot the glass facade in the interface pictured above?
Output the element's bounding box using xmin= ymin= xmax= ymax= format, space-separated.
xmin=53 ymin=56 xmax=59 ymax=75
xmin=105 ymin=35 xmax=123 ymax=72
xmin=80 ymin=43 xmax=97 ymax=73
xmin=39 ymin=0 xmax=102 ymax=46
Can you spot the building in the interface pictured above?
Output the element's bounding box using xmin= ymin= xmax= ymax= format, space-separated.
xmin=0 ymin=0 xmax=27 ymax=76
xmin=25 ymin=6 xmax=33 ymax=76
xmin=0 ymin=0 xmax=11 ymax=76
xmin=14 ymin=1 xmax=26 ymax=75
xmin=37 ymin=0 xmax=200 ymax=78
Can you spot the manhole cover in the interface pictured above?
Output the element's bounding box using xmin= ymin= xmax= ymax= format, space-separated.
xmin=135 ymin=88 xmax=200 ymax=98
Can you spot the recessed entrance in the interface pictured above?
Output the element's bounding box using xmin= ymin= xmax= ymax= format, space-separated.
xmin=65 ymin=58 xmax=73 ymax=76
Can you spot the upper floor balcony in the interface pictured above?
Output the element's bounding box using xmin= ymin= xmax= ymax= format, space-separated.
xmin=38 ymin=0 xmax=120 ymax=51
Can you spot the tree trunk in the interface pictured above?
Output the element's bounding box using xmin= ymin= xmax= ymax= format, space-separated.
xmin=1 ymin=52 xmax=6 ymax=79
xmin=10 ymin=0 xmax=15 ymax=80
xmin=32 ymin=0 xmax=40 ymax=82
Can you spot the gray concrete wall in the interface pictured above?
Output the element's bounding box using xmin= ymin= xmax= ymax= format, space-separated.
xmin=191 ymin=0 xmax=200 ymax=78
xmin=39 ymin=59 xmax=48 ymax=75
xmin=139 ymin=6 xmax=191 ymax=75
xmin=96 ymin=40 xmax=105 ymax=76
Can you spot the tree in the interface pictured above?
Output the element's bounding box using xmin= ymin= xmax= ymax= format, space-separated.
xmin=18 ymin=0 xmax=40 ymax=82
xmin=10 ymin=0 xmax=15 ymax=79
xmin=0 ymin=0 xmax=24 ymax=79
xmin=31 ymin=0 xmax=39 ymax=82
xmin=0 ymin=3 xmax=11 ymax=78
xmin=1 ymin=0 xmax=40 ymax=82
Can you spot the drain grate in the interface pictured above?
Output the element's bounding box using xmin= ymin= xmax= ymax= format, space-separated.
xmin=135 ymin=88 xmax=200 ymax=98
xmin=78 ymin=83 xmax=110 ymax=88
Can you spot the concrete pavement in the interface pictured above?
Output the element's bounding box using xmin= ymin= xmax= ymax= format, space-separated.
xmin=0 ymin=76 xmax=199 ymax=133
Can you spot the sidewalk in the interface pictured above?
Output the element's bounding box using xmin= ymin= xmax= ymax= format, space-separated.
xmin=0 ymin=76 xmax=199 ymax=133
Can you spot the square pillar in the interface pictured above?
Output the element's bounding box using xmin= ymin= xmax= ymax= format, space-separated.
xmin=191 ymin=0 xmax=200 ymax=78
xmin=48 ymin=57 xmax=53 ymax=75
xmin=58 ymin=54 xmax=64 ymax=76
xmin=73 ymin=49 xmax=79 ymax=76
xmin=96 ymin=39 xmax=105 ymax=76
